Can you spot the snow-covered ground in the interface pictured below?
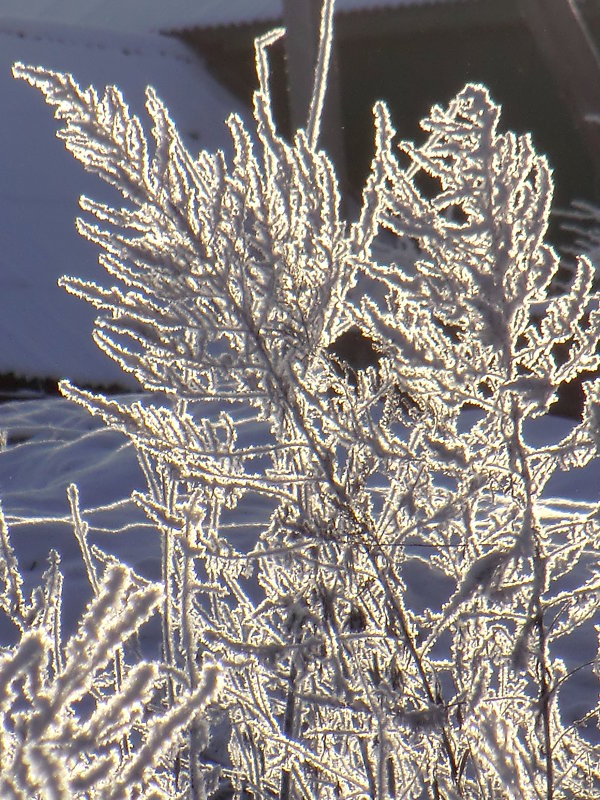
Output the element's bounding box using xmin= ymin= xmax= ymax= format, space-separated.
xmin=0 ymin=397 xmax=151 ymax=638
xmin=0 ymin=393 xmax=598 ymax=743
xmin=0 ymin=19 xmax=243 ymax=386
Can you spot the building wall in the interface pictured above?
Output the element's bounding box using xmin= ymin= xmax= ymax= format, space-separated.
xmin=185 ymin=0 xmax=600 ymax=250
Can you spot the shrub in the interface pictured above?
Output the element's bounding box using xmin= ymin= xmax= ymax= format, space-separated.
xmin=8 ymin=1 xmax=600 ymax=796
xmin=0 ymin=497 xmax=221 ymax=799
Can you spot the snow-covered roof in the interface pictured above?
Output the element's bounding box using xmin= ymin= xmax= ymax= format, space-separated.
xmin=0 ymin=0 xmax=469 ymax=35
xmin=0 ymin=21 xmax=243 ymax=386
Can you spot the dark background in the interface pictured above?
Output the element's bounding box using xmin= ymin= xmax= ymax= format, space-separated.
xmin=182 ymin=0 xmax=600 ymax=251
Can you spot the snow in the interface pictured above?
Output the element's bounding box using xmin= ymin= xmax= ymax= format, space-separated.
xmin=0 ymin=20 xmax=244 ymax=387
xmin=0 ymin=392 xmax=598 ymax=735
xmin=0 ymin=395 xmax=272 ymax=636
xmin=0 ymin=396 xmax=150 ymax=632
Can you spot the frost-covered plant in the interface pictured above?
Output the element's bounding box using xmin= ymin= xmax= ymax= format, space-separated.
xmin=0 ymin=500 xmax=221 ymax=799
xmin=12 ymin=0 xmax=600 ymax=796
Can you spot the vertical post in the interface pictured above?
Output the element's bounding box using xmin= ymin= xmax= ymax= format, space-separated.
xmin=519 ymin=0 xmax=600 ymax=179
xmin=281 ymin=0 xmax=322 ymax=133
xmin=281 ymin=0 xmax=347 ymax=190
